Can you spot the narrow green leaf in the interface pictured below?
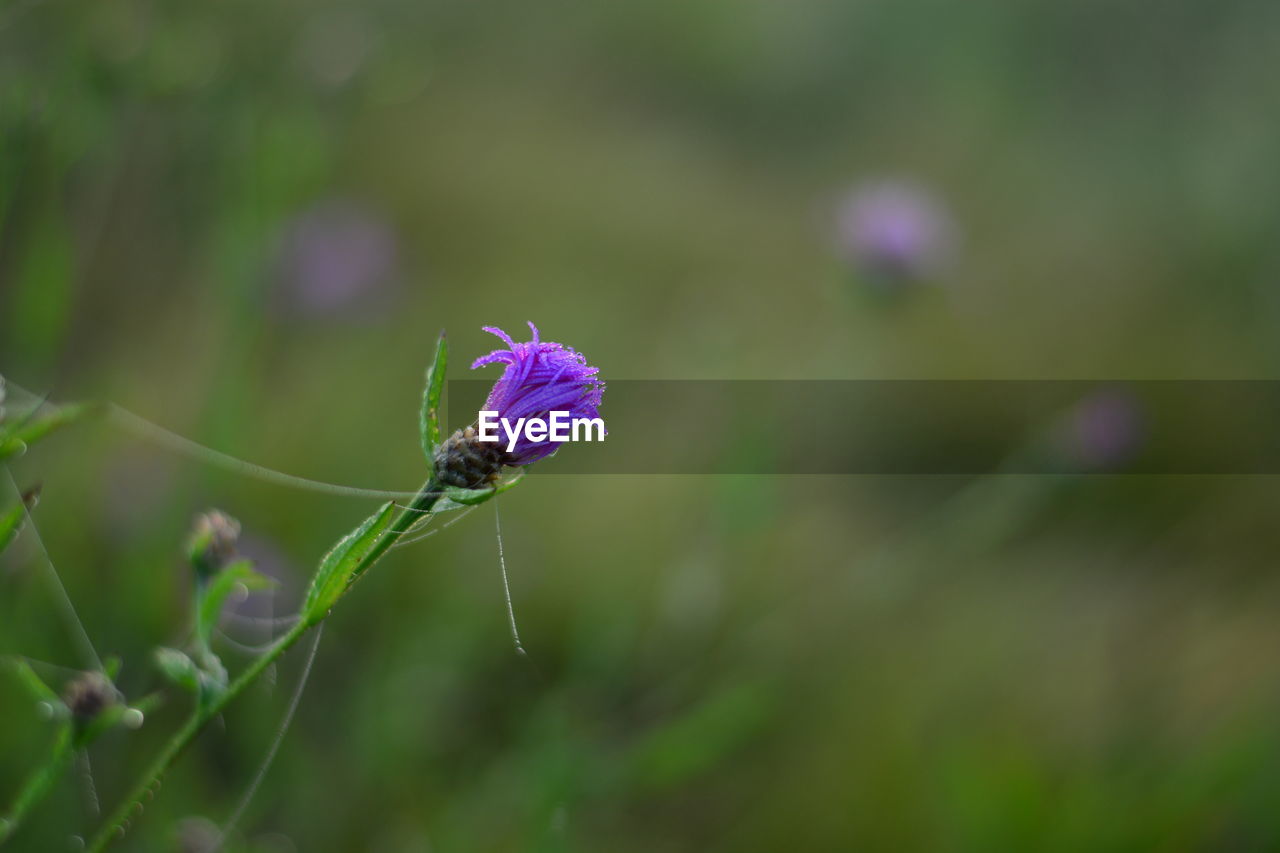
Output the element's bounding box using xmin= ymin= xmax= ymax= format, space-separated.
xmin=0 ymin=723 xmax=74 ymax=842
xmin=302 ymin=501 xmax=397 ymax=621
xmin=0 ymin=402 xmax=102 ymax=461
xmin=0 ymin=486 xmax=39 ymax=556
xmin=154 ymin=648 xmax=200 ymax=694
xmin=195 ymin=559 xmax=276 ymax=649
xmin=418 ymin=332 xmax=448 ymax=464
xmin=4 ymin=657 xmax=60 ymax=705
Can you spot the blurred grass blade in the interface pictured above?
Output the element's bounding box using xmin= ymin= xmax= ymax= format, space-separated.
xmin=419 ymin=332 xmax=448 ymax=463
xmin=0 ymin=486 xmax=39 ymax=557
xmin=4 ymin=657 xmax=60 ymax=705
xmin=0 ymin=724 xmax=74 ymax=846
xmin=302 ymin=501 xmax=397 ymax=622
xmin=628 ymin=680 xmax=776 ymax=789
xmin=195 ymin=560 xmax=276 ymax=650
xmin=0 ymin=402 xmax=101 ymax=461
xmin=10 ymin=199 xmax=75 ymax=366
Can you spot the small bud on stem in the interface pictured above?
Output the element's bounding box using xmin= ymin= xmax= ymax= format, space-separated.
xmin=62 ymin=671 xmax=116 ymax=723
xmin=186 ymin=511 xmax=240 ymax=578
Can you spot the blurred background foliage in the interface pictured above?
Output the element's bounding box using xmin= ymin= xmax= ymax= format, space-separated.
xmin=4 ymin=0 xmax=1280 ymax=850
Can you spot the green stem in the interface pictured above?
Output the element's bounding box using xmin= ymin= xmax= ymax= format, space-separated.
xmin=0 ymin=725 xmax=75 ymax=845
xmin=85 ymin=480 xmax=442 ymax=852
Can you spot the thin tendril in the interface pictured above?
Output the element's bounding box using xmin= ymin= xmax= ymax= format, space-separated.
xmin=397 ymin=510 xmax=439 ymax=540
xmin=494 ymin=505 xmax=526 ymax=657
xmin=390 ymin=505 xmax=477 ymax=550
xmin=2 ymin=654 xmax=83 ymax=677
xmin=3 ymin=378 xmax=424 ymax=499
xmin=106 ymin=405 xmax=421 ymax=499
xmin=213 ymin=629 xmax=284 ymax=656
xmin=3 ymin=468 xmax=103 ymax=672
xmin=222 ymin=612 xmax=300 ymax=629
xmin=212 ymin=623 xmax=323 ymax=852
xmin=388 ymin=524 xmax=439 ymax=550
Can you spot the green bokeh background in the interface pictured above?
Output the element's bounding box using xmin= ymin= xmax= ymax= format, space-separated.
xmin=4 ymin=1 xmax=1280 ymax=850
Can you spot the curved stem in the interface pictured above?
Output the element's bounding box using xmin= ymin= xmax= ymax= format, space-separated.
xmin=85 ymin=480 xmax=443 ymax=852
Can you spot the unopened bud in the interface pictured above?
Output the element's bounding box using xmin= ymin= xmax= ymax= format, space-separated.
xmin=186 ymin=510 xmax=240 ymax=577
xmin=433 ymin=426 xmax=507 ymax=489
xmin=62 ymin=671 xmax=116 ymax=722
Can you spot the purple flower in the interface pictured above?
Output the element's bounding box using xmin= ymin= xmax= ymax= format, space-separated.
xmin=1068 ymin=390 xmax=1144 ymax=470
xmin=274 ymin=200 xmax=399 ymax=316
xmin=471 ymin=322 xmax=605 ymax=465
xmin=834 ymin=180 xmax=955 ymax=284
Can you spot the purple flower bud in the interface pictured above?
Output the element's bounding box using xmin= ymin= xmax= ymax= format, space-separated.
xmin=834 ymin=180 xmax=955 ymax=284
xmin=471 ymin=322 xmax=605 ymax=466
xmin=186 ymin=510 xmax=240 ymax=578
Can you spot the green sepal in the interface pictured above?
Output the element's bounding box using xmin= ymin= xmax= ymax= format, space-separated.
xmin=419 ymin=331 xmax=448 ymax=464
xmin=156 ymin=645 xmax=225 ymax=712
xmin=154 ymin=648 xmax=200 ymax=694
xmin=197 ymin=655 xmax=229 ymax=712
xmin=435 ymin=468 xmax=526 ymax=511
xmin=302 ymin=501 xmax=397 ymax=622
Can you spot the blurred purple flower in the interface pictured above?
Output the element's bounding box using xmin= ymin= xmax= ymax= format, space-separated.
xmin=1069 ymin=390 xmax=1144 ymax=470
xmin=274 ymin=200 xmax=399 ymax=316
xmin=472 ymin=322 xmax=605 ymax=465
xmin=834 ymin=180 xmax=955 ymax=284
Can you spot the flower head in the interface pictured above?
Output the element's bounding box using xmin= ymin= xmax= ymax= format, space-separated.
xmin=1069 ymin=390 xmax=1144 ymax=470
xmin=834 ymin=179 xmax=954 ymax=284
xmin=186 ymin=510 xmax=240 ymax=578
xmin=471 ymin=322 xmax=605 ymax=465
xmin=62 ymin=670 xmax=116 ymax=722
